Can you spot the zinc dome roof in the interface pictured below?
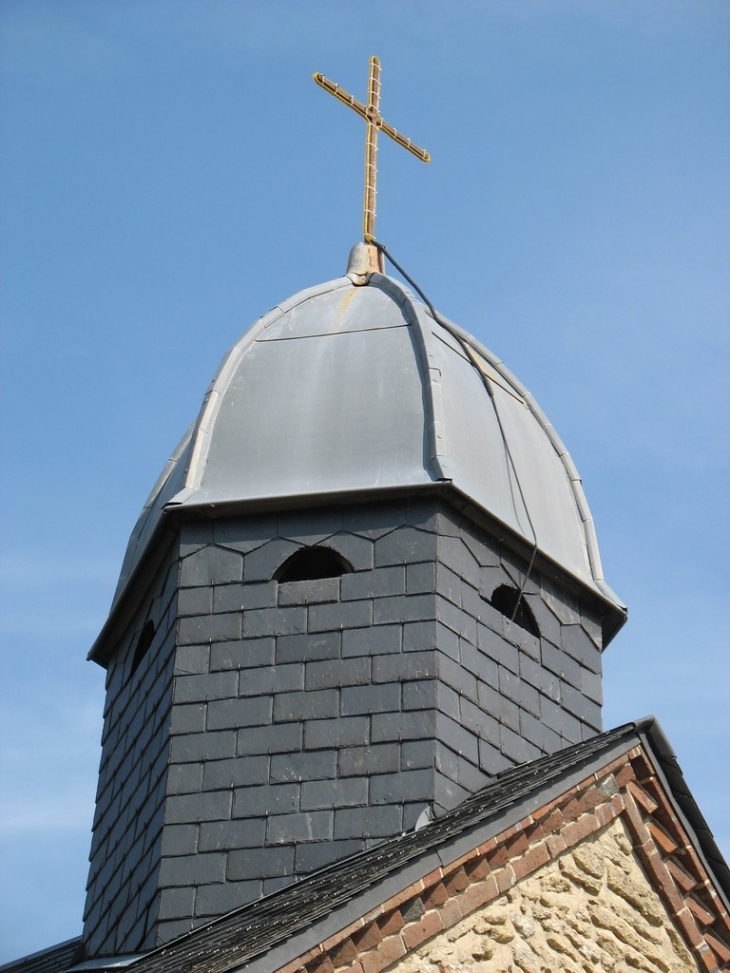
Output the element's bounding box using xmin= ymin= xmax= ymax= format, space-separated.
xmin=112 ymin=245 xmax=624 ymax=628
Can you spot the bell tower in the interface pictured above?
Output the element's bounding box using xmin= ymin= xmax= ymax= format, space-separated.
xmin=81 ymin=54 xmax=624 ymax=961
xmin=80 ymin=247 xmax=625 ymax=957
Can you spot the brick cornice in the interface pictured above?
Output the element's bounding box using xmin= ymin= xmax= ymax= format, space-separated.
xmin=282 ymin=746 xmax=730 ymax=973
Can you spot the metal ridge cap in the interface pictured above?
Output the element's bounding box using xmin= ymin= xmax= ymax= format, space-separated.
xmin=442 ymin=480 xmax=625 ymax=633
xmin=425 ymin=307 xmax=624 ymax=614
xmin=271 ymin=275 xmax=352 ymax=317
xmin=105 ymin=274 xmax=356 ymax=626
xmin=366 ymin=273 xmax=453 ymax=481
xmin=371 ymin=290 xmax=626 ymax=584
xmin=109 ymin=424 xmax=196 ymax=609
xmin=87 ymin=508 xmax=179 ymax=665
xmin=183 ymin=275 xmax=352 ymax=497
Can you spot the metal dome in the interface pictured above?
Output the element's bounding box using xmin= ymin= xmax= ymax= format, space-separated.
xmin=112 ymin=245 xmax=624 ymax=621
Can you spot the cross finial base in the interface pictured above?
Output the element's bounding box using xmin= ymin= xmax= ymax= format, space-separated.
xmin=346 ymin=242 xmax=384 ymax=284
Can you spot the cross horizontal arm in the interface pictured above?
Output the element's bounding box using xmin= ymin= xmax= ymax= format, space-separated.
xmin=313 ymin=73 xmax=369 ymax=122
xmin=378 ymin=117 xmax=430 ymax=163
xmin=314 ymin=72 xmax=430 ymax=163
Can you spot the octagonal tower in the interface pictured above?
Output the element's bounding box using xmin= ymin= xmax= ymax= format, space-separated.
xmin=82 ymin=244 xmax=625 ymax=956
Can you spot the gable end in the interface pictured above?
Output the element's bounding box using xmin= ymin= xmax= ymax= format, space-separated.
xmin=282 ymin=747 xmax=730 ymax=973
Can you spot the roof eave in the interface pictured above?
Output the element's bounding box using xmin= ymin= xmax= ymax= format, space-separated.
xmin=89 ymin=478 xmax=626 ymax=668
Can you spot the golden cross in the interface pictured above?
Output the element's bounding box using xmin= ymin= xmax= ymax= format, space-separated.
xmin=314 ymin=56 xmax=430 ymax=244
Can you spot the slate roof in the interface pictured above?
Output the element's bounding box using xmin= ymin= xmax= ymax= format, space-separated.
xmin=102 ymin=719 xmax=730 ymax=973
xmin=0 ymin=939 xmax=82 ymax=973
xmin=96 ymin=250 xmax=626 ymax=662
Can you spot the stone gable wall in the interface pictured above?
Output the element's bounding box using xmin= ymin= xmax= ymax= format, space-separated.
xmin=393 ymin=816 xmax=698 ymax=973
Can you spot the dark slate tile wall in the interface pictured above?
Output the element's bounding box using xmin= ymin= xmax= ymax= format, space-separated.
xmin=153 ymin=501 xmax=440 ymax=943
xmin=83 ymin=546 xmax=180 ymax=956
xmin=83 ymin=496 xmax=606 ymax=953
xmin=151 ymin=497 xmax=605 ymax=944
xmin=427 ymin=507 xmax=604 ymax=814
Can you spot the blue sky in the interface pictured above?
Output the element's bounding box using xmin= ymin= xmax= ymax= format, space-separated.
xmin=1 ymin=0 xmax=728 ymax=962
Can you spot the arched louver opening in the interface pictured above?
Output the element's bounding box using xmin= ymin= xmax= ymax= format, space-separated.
xmin=490 ymin=584 xmax=540 ymax=637
xmin=131 ymin=620 xmax=155 ymax=674
xmin=275 ymin=547 xmax=353 ymax=583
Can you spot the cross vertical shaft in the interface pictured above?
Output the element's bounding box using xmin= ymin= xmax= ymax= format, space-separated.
xmin=363 ymin=56 xmax=381 ymax=243
xmin=314 ymin=56 xmax=430 ymax=245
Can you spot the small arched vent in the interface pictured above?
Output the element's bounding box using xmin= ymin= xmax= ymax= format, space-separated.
xmin=275 ymin=547 xmax=353 ymax=583
xmin=131 ymin=620 xmax=155 ymax=674
xmin=490 ymin=585 xmax=540 ymax=637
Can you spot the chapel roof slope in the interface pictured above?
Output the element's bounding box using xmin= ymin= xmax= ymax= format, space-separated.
xmin=7 ymin=721 xmax=728 ymax=973
xmin=100 ymin=719 xmax=730 ymax=973
xmin=0 ymin=939 xmax=82 ymax=973
xmin=101 ymin=247 xmax=625 ymax=656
